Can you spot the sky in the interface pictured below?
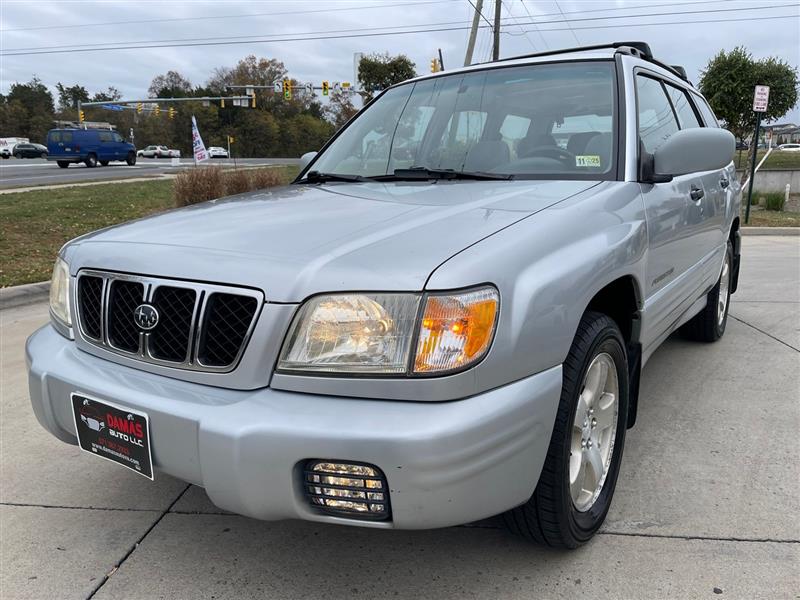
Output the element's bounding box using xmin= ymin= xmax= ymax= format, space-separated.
xmin=1 ymin=0 xmax=799 ymax=122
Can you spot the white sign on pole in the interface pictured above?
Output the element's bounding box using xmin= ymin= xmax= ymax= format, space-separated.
xmin=191 ymin=115 xmax=209 ymax=163
xmin=753 ymin=85 xmax=770 ymax=112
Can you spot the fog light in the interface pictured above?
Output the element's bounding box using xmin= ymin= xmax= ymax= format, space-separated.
xmin=304 ymin=460 xmax=390 ymax=520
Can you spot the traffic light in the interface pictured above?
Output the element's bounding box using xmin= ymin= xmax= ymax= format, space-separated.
xmin=430 ymin=58 xmax=441 ymax=73
xmin=228 ymin=135 xmax=234 ymax=144
xmin=78 ymin=110 xmax=85 ymax=123
xmin=220 ymin=98 xmax=225 ymax=108
xmin=153 ymin=105 xmax=161 ymax=116
xmin=250 ymin=93 xmax=256 ymax=108
xmin=283 ymin=79 xmax=291 ymax=100
xmin=136 ymin=102 xmax=143 ymax=114
xmin=322 ymin=81 xmax=329 ymax=96
xmin=168 ymin=107 xmax=176 ymax=119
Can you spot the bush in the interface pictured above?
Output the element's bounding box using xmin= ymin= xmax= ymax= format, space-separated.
xmin=173 ymin=166 xmax=289 ymax=207
xmin=755 ymin=191 xmax=785 ymax=211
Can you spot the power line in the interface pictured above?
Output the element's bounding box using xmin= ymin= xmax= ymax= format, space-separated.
xmin=554 ymin=0 xmax=582 ymax=45
xmin=501 ymin=0 xmax=539 ymax=50
xmin=5 ymin=2 xmax=793 ymax=55
xmin=0 ymin=0 xmax=459 ymax=33
xmin=466 ymin=0 xmax=495 ymax=30
xmin=2 ymin=10 xmax=796 ymax=57
xmin=519 ymin=0 xmax=549 ymax=49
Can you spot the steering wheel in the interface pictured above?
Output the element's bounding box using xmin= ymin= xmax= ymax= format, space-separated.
xmin=521 ymin=145 xmax=575 ymax=164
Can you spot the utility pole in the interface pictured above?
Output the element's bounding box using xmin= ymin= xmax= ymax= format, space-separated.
xmin=492 ymin=0 xmax=502 ymax=60
xmin=463 ymin=0 xmax=483 ymax=66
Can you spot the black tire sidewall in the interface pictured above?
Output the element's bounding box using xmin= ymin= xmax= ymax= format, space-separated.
xmin=712 ymin=242 xmax=733 ymax=339
xmin=561 ymin=320 xmax=629 ymax=543
xmin=85 ymin=154 xmax=97 ymax=167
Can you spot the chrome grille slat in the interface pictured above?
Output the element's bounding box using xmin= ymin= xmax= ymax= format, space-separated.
xmin=75 ymin=270 xmax=263 ymax=373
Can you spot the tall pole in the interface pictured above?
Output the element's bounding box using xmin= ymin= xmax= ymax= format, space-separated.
xmin=744 ymin=113 xmax=762 ymax=225
xmin=492 ymin=0 xmax=502 ymax=60
xmin=463 ymin=0 xmax=483 ymax=66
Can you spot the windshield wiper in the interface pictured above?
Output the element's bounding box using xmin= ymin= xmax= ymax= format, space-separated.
xmin=375 ymin=167 xmax=513 ymax=181
xmin=301 ymin=170 xmax=367 ymax=183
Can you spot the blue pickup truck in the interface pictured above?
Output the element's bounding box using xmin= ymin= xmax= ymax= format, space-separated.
xmin=47 ymin=127 xmax=137 ymax=168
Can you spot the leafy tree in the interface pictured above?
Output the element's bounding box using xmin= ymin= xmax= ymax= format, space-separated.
xmin=324 ymin=88 xmax=359 ymax=129
xmin=91 ymin=86 xmax=123 ymax=102
xmin=148 ymin=70 xmax=193 ymax=98
xmin=55 ymin=83 xmax=90 ymax=110
xmin=4 ymin=77 xmax=54 ymax=142
xmin=358 ymin=53 xmax=416 ymax=100
xmin=699 ymin=47 xmax=798 ymax=141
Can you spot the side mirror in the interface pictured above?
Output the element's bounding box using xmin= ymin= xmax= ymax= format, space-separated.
xmin=652 ymin=128 xmax=735 ymax=180
xmin=300 ymin=151 xmax=318 ymax=170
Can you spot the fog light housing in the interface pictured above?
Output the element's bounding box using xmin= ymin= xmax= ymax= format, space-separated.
xmin=304 ymin=460 xmax=390 ymax=520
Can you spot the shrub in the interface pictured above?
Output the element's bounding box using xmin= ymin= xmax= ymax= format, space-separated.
xmin=173 ymin=166 xmax=288 ymax=207
xmin=174 ymin=166 xmax=224 ymax=207
xmin=224 ymin=169 xmax=252 ymax=196
xmin=756 ymin=191 xmax=785 ymax=211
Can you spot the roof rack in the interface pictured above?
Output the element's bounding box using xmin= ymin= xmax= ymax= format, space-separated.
xmin=52 ymin=120 xmax=116 ymax=130
xmin=494 ymin=41 xmax=690 ymax=83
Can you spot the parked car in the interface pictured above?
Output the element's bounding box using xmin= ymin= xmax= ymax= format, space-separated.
xmin=13 ymin=143 xmax=48 ymax=159
xmin=47 ymin=128 xmax=136 ymax=168
xmin=208 ymin=146 xmax=229 ymax=158
xmin=27 ymin=41 xmax=739 ymax=548
xmin=137 ymin=145 xmax=180 ymax=158
xmin=0 ymin=147 xmax=10 ymax=158
xmin=1 ymin=137 xmax=29 ymax=158
xmin=735 ymin=140 xmax=749 ymax=150
xmin=777 ymin=143 xmax=800 ymax=152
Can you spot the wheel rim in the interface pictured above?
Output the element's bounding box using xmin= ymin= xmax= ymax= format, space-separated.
xmin=570 ymin=352 xmax=619 ymax=512
xmin=717 ymin=254 xmax=731 ymax=327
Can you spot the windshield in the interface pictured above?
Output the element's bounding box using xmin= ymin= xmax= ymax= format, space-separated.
xmin=306 ymin=61 xmax=617 ymax=180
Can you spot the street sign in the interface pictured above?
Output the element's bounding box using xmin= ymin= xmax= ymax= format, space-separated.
xmin=101 ymin=104 xmax=124 ymax=111
xmin=753 ymin=85 xmax=770 ymax=112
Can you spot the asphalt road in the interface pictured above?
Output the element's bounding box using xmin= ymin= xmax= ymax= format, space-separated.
xmin=1 ymin=236 xmax=798 ymax=600
xmin=0 ymin=157 xmax=300 ymax=189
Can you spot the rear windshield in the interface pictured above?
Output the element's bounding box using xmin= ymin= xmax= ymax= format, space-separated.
xmin=48 ymin=131 xmax=73 ymax=143
xmin=308 ymin=61 xmax=617 ymax=180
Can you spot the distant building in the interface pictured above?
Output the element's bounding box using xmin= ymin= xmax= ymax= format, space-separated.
xmin=760 ymin=123 xmax=800 ymax=146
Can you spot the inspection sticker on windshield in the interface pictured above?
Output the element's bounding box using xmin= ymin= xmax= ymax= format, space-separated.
xmin=71 ymin=393 xmax=153 ymax=480
xmin=575 ymin=155 xmax=601 ymax=168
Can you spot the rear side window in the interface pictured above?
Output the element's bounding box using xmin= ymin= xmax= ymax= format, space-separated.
xmin=693 ymin=94 xmax=719 ymax=128
xmin=665 ymin=84 xmax=701 ymax=129
xmin=636 ymin=75 xmax=679 ymax=154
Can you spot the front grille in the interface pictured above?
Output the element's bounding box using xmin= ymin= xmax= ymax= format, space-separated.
xmin=75 ymin=271 xmax=262 ymax=373
xmin=108 ymin=280 xmax=145 ymax=352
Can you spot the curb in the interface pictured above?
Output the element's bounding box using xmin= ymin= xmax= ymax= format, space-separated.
xmin=741 ymin=227 xmax=800 ymax=236
xmin=0 ymin=281 xmax=50 ymax=310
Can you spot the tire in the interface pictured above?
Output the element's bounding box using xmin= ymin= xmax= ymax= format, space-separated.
xmin=14 ymin=153 xmax=21 ymax=159
xmin=680 ymin=241 xmax=733 ymax=343
xmin=84 ymin=153 xmax=97 ymax=168
xmin=57 ymin=161 xmax=69 ymax=169
xmin=504 ymin=311 xmax=629 ymax=548
xmin=100 ymin=160 xmax=110 ymax=166
xmin=126 ymin=152 xmax=136 ymax=166
xmin=40 ymin=152 xmax=48 ymax=159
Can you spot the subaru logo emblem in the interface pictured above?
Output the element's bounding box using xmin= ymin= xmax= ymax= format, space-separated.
xmin=133 ymin=304 xmax=159 ymax=331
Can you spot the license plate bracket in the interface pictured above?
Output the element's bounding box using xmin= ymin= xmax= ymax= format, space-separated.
xmin=71 ymin=393 xmax=154 ymax=480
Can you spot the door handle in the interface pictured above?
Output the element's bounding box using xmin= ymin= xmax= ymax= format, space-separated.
xmin=690 ymin=186 xmax=704 ymax=202
xmin=720 ymin=177 xmax=730 ymax=189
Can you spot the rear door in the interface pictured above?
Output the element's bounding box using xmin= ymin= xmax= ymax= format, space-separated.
xmin=636 ymin=74 xmax=709 ymax=348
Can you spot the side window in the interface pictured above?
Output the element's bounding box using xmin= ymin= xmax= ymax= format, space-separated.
xmin=665 ymin=84 xmax=701 ymax=129
xmin=636 ymin=75 xmax=679 ymax=154
xmin=693 ymin=94 xmax=719 ymax=128
xmin=99 ymin=131 xmax=113 ymax=142
xmin=113 ymin=132 xmax=124 ymax=143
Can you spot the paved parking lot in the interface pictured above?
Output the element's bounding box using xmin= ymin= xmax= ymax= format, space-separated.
xmin=1 ymin=236 xmax=798 ymax=600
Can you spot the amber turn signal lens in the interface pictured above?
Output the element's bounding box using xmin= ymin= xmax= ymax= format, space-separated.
xmin=413 ymin=287 xmax=498 ymax=373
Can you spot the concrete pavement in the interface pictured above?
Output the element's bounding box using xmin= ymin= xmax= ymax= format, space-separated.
xmin=1 ymin=237 xmax=798 ymax=599
xmin=0 ymin=157 xmax=299 ymax=189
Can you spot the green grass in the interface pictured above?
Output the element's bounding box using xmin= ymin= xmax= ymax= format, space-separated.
xmin=735 ymin=149 xmax=800 ymax=170
xmin=0 ymin=165 xmax=299 ymax=287
xmin=742 ymin=208 xmax=800 ymax=227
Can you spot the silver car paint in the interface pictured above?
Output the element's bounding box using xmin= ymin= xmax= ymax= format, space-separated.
xmin=27 ymin=50 xmax=741 ymax=528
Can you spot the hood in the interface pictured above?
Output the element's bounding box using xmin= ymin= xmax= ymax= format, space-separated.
xmin=66 ymin=180 xmax=597 ymax=302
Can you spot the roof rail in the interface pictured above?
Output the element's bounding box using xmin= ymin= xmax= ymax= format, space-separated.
xmin=493 ymin=41 xmax=691 ymax=84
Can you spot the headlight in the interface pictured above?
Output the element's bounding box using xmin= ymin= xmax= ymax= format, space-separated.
xmin=49 ymin=256 xmax=72 ymax=327
xmin=278 ymin=286 xmax=498 ymax=375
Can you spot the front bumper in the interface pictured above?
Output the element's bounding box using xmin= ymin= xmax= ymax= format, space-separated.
xmin=27 ymin=324 xmax=562 ymax=529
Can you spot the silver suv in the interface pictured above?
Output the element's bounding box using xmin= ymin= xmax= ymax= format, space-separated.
xmin=27 ymin=42 xmax=739 ymax=548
